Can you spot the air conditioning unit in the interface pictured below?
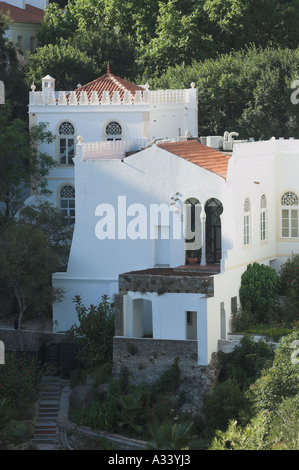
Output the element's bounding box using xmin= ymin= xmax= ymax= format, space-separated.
xmin=206 ymin=136 xmax=223 ymax=149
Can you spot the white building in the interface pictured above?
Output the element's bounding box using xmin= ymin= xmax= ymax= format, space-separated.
xmin=0 ymin=0 xmax=46 ymax=55
xmin=28 ymin=71 xmax=299 ymax=367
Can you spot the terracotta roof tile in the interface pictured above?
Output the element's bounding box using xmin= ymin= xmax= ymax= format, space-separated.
xmin=0 ymin=2 xmax=44 ymax=23
xmin=157 ymin=140 xmax=231 ymax=179
xmin=73 ymin=71 xmax=144 ymax=101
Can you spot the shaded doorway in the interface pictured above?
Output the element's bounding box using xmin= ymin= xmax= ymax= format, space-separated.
xmin=205 ymin=198 xmax=223 ymax=264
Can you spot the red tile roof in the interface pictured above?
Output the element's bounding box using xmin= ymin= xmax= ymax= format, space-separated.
xmin=157 ymin=140 xmax=231 ymax=179
xmin=74 ymin=71 xmax=145 ymax=101
xmin=0 ymin=2 xmax=44 ymax=23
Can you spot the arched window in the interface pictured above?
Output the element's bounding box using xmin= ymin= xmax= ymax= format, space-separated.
xmin=58 ymin=122 xmax=75 ymax=165
xmin=260 ymin=194 xmax=267 ymax=241
xmin=281 ymin=191 xmax=299 ymax=238
xmin=244 ymin=198 xmax=250 ymax=246
xmin=60 ymin=185 xmax=75 ymax=225
xmin=105 ymin=121 xmax=122 ymax=141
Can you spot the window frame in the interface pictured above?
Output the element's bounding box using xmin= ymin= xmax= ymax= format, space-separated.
xmin=59 ymin=184 xmax=75 ymax=226
xmin=56 ymin=121 xmax=76 ymax=165
xmin=280 ymin=192 xmax=299 ymax=239
xmin=243 ymin=198 xmax=251 ymax=246
xmin=260 ymin=194 xmax=267 ymax=242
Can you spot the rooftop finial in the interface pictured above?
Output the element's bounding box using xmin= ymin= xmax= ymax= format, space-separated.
xmin=107 ymin=62 xmax=110 ymax=74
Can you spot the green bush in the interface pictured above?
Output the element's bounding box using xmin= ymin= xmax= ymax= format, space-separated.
xmin=0 ymin=353 xmax=46 ymax=411
xmin=248 ymin=332 xmax=299 ymax=413
xmin=209 ymin=412 xmax=272 ymax=450
xmin=68 ymin=294 xmax=115 ymax=369
xmin=201 ymin=379 xmax=251 ymax=433
xmin=218 ymin=336 xmax=274 ymax=390
xmin=239 ymin=263 xmax=279 ymax=322
xmin=279 ymin=254 xmax=299 ymax=314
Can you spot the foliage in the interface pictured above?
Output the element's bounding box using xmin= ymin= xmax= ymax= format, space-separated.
xmin=25 ymin=42 xmax=98 ymax=91
xmin=218 ymin=336 xmax=274 ymax=390
xmin=149 ymin=46 xmax=299 ymax=140
xmin=68 ymin=295 xmax=115 ymax=369
xmin=0 ymin=221 xmax=62 ymax=330
xmin=0 ymin=399 xmax=14 ymax=434
xmin=201 ymin=379 xmax=251 ymax=433
xmin=0 ymin=353 xmax=46 ymax=411
xmin=209 ymin=412 xmax=272 ymax=450
xmin=268 ymin=395 xmax=299 ymax=450
xmin=0 ymin=108 xmax=55 ymax=218
xmin=147 ymin=421 xmax=195 ymax=450
xmin=152 ymin=358 xmax=180 ymax=395
xmin=279 ymin=254 xmax=299 ymax=314
xmin=18 ymin=201 xmax=73 ymax=270
xmin=239 ymin=262 xmax=279 ymax=322
xmin=247 ymin=331 xmax=299 ymax=414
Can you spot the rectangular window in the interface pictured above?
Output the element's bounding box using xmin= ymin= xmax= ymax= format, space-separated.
xmin=244 ymin=214 xmax=250 ymax=246
xmin=281 ymin=209 xmax=299 ymax=238
xmin=260 ymin=210 xmax=266 ymax=241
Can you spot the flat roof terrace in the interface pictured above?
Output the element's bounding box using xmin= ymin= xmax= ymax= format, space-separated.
xmin=119 ymin=267 xmax=217 ymax=297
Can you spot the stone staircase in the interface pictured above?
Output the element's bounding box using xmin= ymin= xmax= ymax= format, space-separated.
xmin=32 ymin=376 xmax=61 ymax=447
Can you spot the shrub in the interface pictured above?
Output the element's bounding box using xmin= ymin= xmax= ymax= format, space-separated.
xmin=201 ymin=379 xmax=251 ymax=433
xmin=239 ymin=263 xmax=279 ymax=322
xmin=218 ymin=336 xmax=274 ymax=390
xmin=153 ymin=358 xmax=180 ymax=396
xmin=279 ymin=254 xmax=299 ymax=314
xmin=0 ymin=353 xmax=46 ymax=411
xmin=68 ymin=294 xmax=115 ymax=369
xmin=248 ymin=331 xmax=299 ymax=413
xmin=209 ymin=412 xmax=272 ymax=450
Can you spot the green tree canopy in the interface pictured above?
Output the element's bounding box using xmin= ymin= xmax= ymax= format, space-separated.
xmin=148 ymin=46 xmax=299 ymax=139
xmin=0 ymin=221 xmax=62 ymax=331
xmin=0 ymin=108 xmax=55 ymax=218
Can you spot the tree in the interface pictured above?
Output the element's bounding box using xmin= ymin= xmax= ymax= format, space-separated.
xmin=24 ymin=42 xmax=98 ymax=90
xmin=148 ymin=46 xmax=299 ymax=140
xmin=0 ymin=221 xmax=62 ymax=333
xmin=239 ymin=262 xmax=280 ymax=322
xmin=68 ymin=295 xmax=115 ymax=369
xmin=0 ymin=11 xmax=28 ymax=120
xmin=247 ymin=331 xmax=299 ymax=413
xmin=18 ymin=201 xmax=73 ymax=270
xmin=0 ymin=108 xmax=55 ymax=219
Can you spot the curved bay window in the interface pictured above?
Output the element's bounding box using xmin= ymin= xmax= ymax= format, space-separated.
xmin=60 ymin=185 xmax=75 ymax=225
xmin=58 ymin=122 xmax=75 ymax=165
xmin=105 ymin=121 xmax=122 ymax=141
xmin=281 ymin=192 xmax=299 ymax=238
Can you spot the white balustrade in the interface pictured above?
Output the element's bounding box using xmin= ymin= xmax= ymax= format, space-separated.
xmin=30 ymin=87 xmax=190 ymax=106
xmin=81 ymin=138 xmax=148 ymax=160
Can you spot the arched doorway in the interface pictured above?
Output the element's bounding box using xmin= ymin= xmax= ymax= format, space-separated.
xmin=184 ymin=198 xmax=202 ymax=264
xmin=205 ymin=198 xmax=223 ymax=264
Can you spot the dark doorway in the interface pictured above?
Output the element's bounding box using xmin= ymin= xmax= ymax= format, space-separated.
xmin=205 ymin=198 xmax=223 ymax=264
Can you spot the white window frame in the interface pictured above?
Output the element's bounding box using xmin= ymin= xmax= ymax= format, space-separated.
xmin=260 ymin=194 xmax=267 ymax=242
xmin=280 ymin=192 xmax=299 ymax=239
xmin=57 ymin=121 xmax=76 ymax=165
xmin=243 ymin=198 xmax=250 ymax=246
xmin=60 ymin=185 xmax=75 ymax=225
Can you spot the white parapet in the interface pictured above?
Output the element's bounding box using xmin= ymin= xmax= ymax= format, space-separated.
xmin=81 ymin=138 xmax=149 ymax=160
xmin=28 ymin=87 xmax=196 ymax=107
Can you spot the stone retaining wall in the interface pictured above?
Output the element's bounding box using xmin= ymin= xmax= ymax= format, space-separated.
xmin=112 ymin=336 xmax=220 ymax=413
xmin=0 ymin=327 xmax=69 ymax=352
